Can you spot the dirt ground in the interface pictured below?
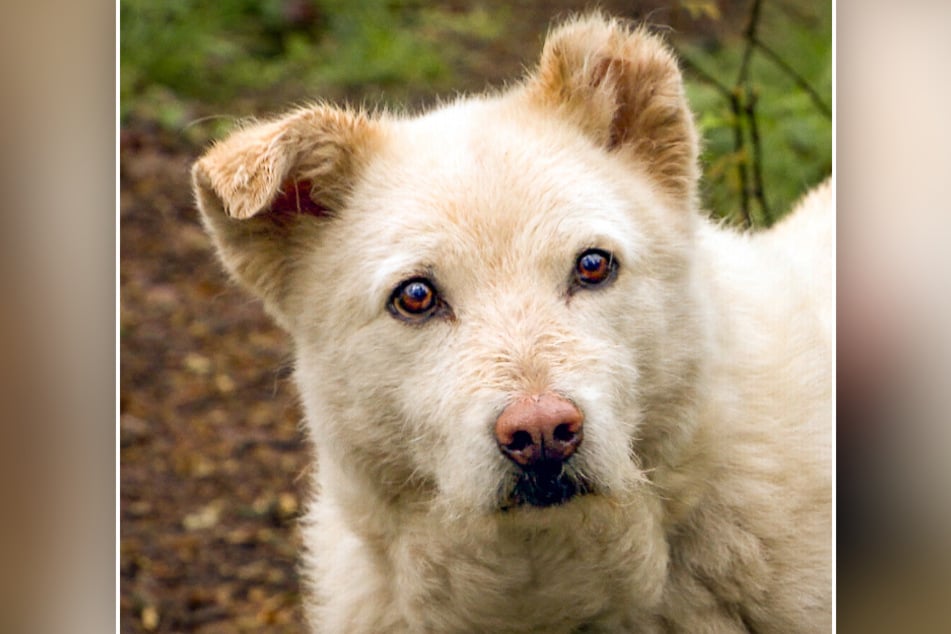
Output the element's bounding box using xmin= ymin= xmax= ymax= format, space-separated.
xmin=119 ymin=4 xmax=733 ymax=632
xmin=120 ymin=122 xmax=309 ymax=632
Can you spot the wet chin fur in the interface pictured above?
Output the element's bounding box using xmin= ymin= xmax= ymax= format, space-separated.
xmin=499 ymin=459 xmax=592 ymax=510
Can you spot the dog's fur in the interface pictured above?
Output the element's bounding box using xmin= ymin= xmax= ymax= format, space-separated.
xmin=193 ymin=14 xmax=832 ymax=633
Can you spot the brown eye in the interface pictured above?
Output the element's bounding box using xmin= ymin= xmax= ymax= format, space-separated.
xmin=390 ymin=278 xmax=438 ymax=320
xmin=574 ymin=249 xmax=617 ymax=288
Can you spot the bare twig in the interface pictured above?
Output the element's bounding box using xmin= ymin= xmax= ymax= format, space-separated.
xmin=678 ymin=54 xmax=732 ymax=99
xmin=729 ymin=90 xmax=751 ymax=227
xmin=744 ymin=87 xmax=771 ymax=223
xmin=733 ymin=0 xmax=769 ymax=225
xmin=752 ymin=37 xmax=832 ymax=119
xmin=679 ymin=52 xmax=752 ymax=227
xmin=677 ymin=0 xmax=829 ymax=226
xmin=736 ymin=0 xmax=764 ymax=85
xmin=678 ymin=53 xmax=752 ymax=226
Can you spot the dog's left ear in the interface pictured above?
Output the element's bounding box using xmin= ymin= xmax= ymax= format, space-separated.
xmin=525 ymin=14 xmax=699 ymax=207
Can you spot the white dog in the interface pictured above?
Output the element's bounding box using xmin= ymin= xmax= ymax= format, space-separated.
xmin=193 ymin=13 xmax=831 ymax=633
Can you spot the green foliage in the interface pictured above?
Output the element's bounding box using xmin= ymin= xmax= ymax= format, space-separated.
xmin=121 ymin=0 xmax=830 ymax=222
xmin=681 ymin=1 xmax=832 ymax=224
xmin=120 ymin=0 xmax=506 ymax=130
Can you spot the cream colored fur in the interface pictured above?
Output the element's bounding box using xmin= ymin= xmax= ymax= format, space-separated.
xmin=193 ymin=13 xmax=832 ymax=633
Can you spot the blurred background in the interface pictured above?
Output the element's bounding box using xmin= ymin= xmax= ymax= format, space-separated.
xmin=120 ymin=0 xmax=831 ymax=224
xmin=118 ymin=1 xmax=831 ymax=632
xmin=837 ymin=1 xmax=951 ymax=631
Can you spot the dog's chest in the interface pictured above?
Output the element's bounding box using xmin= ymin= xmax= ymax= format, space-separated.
xmin=392 ymin=517 xmax=662 ymax=632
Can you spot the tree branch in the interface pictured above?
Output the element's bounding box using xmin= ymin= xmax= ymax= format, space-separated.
xmin=729 ymin=90 xmax=751 ymax=227
xmin=678 ymin=0 xmax=829 ymax=226
xmin=736 ymin=0 xmax=764 ymax=86
xmin=744 ymin=86 xmax=771 ymax=223
xmin=752 ymin=37 xmax=832 ymax=119
xmin=733 ymin=0 xmax=765 ymax=226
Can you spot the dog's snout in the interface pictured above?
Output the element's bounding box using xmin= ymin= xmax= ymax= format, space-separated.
xmin=495 ymin=393 xmax=583 ymax=467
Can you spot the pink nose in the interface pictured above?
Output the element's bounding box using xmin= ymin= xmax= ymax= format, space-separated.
xmin=495 ymin=393 xmax=584 ymax=467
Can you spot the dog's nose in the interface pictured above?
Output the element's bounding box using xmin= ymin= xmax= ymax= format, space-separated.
xmin=495 ymin=393 xmax=583 ymax=467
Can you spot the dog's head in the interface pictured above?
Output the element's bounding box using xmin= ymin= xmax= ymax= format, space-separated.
xmin=193 ymin=14 xmax=705 ymax=516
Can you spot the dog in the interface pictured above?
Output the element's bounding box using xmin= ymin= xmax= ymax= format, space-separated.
xmin=192 ymin=13 xmax=831 ymax=633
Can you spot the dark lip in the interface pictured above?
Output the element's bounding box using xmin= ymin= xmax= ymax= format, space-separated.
xmin=499 ymin=460 xmax=591 ymax=510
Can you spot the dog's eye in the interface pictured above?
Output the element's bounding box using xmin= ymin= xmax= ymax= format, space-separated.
xmin=574 ymin=249 xmax=617 ymax=288
xmin=390 ymin=278 xmax=439 ymax=320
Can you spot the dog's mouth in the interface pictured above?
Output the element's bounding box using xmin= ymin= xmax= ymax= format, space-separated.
xmin=500 ymin=459 xmax=591 ymax=510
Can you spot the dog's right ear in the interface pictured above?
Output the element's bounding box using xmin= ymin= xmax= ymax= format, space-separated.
xmin=524 ymin=14 xmax=699 ymax=209
xmin=192 ymin=106 xmax=379 ymax=327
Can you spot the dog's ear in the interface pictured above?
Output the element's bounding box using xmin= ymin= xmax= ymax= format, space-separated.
xmin=192 ymin=106 xmax=378 ymax=326
xmin=525 ymin=14 xmax=699 ymax=206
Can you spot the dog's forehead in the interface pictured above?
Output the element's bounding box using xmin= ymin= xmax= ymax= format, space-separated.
xmin=353 ymin=101 xmax=645 ymax=259
xmin=389 ymin=100 xmax=601 ymax=200
xmin=327 ymin=99 xmax=664 ymax=309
